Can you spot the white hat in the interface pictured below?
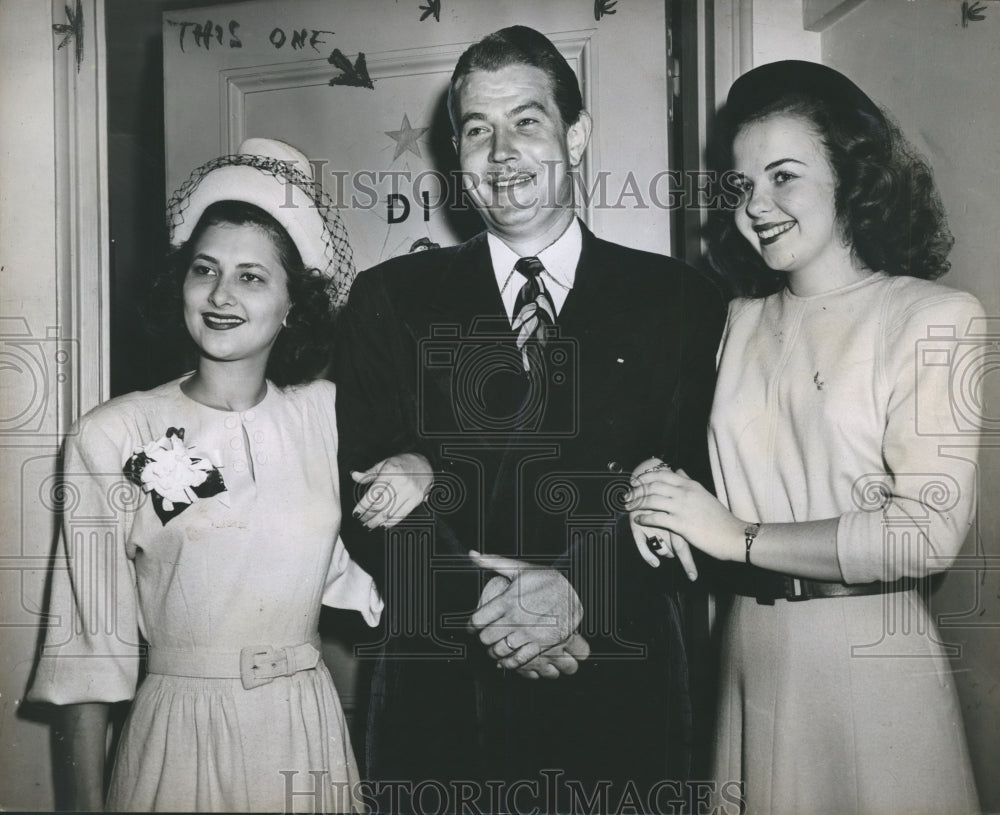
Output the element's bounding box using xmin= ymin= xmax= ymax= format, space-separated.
xmin=166 ymin=138 xmax=356 ymax=308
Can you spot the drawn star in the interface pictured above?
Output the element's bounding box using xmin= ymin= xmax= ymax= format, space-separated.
xmin=385 ymin=114 xmax=429 ymax=160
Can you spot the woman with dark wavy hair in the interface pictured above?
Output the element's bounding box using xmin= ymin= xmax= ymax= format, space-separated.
xmin=147 ymin=198 xmax=341 ymax=388
xmin=626 ymin=63 xmax=982 ymax=814
xmin=28 ymin=139 xmax=429 ymax=811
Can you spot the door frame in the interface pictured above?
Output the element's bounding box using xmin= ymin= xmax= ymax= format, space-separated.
xmin=56 ymin=0 xmax=111 ymax=423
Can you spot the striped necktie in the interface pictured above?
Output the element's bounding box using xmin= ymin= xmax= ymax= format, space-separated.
xmin=511 ymin=256 xmax=556 ymax=372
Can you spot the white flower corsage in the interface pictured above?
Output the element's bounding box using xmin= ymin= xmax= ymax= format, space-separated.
xmin=123 ymin=427 xmax=226 ymax=525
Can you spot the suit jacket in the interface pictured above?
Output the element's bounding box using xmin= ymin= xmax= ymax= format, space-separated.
xmin=334 ymin=223 xmax=725 ymax=807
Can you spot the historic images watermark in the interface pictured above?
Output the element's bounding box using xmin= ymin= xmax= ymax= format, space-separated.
xmin=277 ymin=159 xmax=746 ymax=224
xmin=280 ymin=771 xmax=747 ymax=815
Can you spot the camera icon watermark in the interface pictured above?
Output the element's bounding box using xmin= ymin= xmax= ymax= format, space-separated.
xmin=0 ymin=317 xmax=78 ymax=442
xmin=418 ymin=317 xmax=579 ymax=437
xmin=915 ymin=315 xmax=1000 ymax=436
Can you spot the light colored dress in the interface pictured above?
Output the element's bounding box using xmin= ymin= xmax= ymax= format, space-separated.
xmin=29 ymin=376 xmax=381 ymax=812
xmin=708 ymin=273 xmax=983 ymax=815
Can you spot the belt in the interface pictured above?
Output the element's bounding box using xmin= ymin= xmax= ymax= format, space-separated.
xmin=147 ymin=638 xmax=321 ymax=690
xmin=713 ymin=563 xmax=917 ymax=605
xmin=748 ymin=575 xmax=917 ymax=604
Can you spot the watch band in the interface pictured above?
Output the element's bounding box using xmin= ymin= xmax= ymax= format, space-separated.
xmin=744 ymin=522 xmax=761 ymax=565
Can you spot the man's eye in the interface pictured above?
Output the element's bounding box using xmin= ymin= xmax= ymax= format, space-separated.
xmin=465 ymin=126 xmax=487 ymax=138
xmin=516 ymin=118 xmax=538 ymax=127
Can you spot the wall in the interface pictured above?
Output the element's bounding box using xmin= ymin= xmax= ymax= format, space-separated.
xmin=0 ymin=0 xmax=111 ymax=807
xmin=753 ymin=0 xmax=821 ymax=64
xmin=822 ymin=0 xmax=1000 ymax=810
xmin=0 ymin=6 xmax=61 ymax=808
xmin=680 ymin=0 xmax=820 ymax=265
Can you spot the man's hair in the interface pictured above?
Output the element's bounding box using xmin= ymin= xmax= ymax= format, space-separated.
xmin=447 ymin=25 xmax=584 ymax=134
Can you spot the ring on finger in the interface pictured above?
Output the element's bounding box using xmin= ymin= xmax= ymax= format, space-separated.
xmin=646 ymin=535 xmax=665 ymax=554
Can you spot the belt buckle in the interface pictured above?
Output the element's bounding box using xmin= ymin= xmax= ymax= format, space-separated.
xmin=240 ymin=645 xmax=287 ymax=690
xmin=784 ymin=577 xmax=813 ymax=602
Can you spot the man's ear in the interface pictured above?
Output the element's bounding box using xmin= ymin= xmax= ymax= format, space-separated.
xmin=566 ymin=111 xmax=592 ymax=167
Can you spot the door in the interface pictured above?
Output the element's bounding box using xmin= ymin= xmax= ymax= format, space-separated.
xmin=162 ymin=0 xmax=674 ymax=721
xmin=163 ymin=0 xmax=675 ymax=270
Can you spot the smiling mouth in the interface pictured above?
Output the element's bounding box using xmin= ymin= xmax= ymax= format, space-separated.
xmin=203 ymin=313 xmax=245 ymax=330
xmin=755 ymin=221 xmax=796 ymax=245
xmin=489 ymin=172 xmax=535 ymax=190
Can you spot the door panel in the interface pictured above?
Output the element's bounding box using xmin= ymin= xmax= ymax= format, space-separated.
xmin=164 ymin=0 xmax=673 ymax=270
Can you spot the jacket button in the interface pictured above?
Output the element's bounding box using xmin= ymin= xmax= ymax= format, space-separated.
xmin=606 ymin=460 xmax=622 ymax=473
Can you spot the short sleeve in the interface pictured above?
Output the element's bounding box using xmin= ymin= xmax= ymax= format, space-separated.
xmin=27 ymin=416 xmax=142 ymax=704
xmin=322 ymin=536 xmax=383 ymax=626
xmin=299 ymin=380 xmax=384 ymax=627
xmin=837 ymin=289 xmax=985 ymax=583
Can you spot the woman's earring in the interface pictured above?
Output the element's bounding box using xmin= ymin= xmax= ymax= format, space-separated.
xmin=282 ymin=312 xmax=290 ymax=328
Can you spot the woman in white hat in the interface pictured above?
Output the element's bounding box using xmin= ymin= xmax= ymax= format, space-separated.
xmin=29 ymin=139 xmax=427 ymax=811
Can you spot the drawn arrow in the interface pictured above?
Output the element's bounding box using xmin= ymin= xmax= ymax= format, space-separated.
xmin=963 ymin=1 xmax=988 ymax=26
xmin=52 ymin=0 xmax=84 ymax=72
xmin=419 ymin=0 xmax=442 ymax=22
xmin=328 ymin=48 xmax=374 ymax=89
xmin=594 ymin=0 xmax=618 ymax=21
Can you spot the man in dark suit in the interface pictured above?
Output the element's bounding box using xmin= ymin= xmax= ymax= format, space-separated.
xmin=335 ymin=25 xmax=725 ymax=813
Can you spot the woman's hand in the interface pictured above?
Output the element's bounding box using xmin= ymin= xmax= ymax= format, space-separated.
xmin=351 ymin=453 xmax=433 ymax=528
xmin=630 ymin=515 xmax=698 ymax=579
xmin=626 ymin=458 xmax=699 ymax=578
xmin=625 ymin=457 xmax=745 ymax=568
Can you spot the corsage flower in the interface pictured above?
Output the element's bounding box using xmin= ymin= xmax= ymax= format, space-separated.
xmin=123 ymin=427 xmax=226 ymax=525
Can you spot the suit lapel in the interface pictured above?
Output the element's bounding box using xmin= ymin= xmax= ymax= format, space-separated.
xmin=559 ymin=225 xmax=660 ymax=418
xmin=556 ymin=222 xmax=623 ymax=335
xmin=425 ymin=232 xmax=504 ymax=324
xmin=424 ymin=225 xmax=650 ymax=423
xmin=487 ymin=226 xmax=634 ymax=554
xmin=419 ymin=233 xmax=524 ymax=447
xmin=416 ymin=234 xmax=530 ymax=546
xmin=426 ymin=224 xmax=657 ymax=551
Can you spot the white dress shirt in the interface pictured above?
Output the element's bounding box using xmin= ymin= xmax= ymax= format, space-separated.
xmin=487 ymin=219 xmax=582 ymax=323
